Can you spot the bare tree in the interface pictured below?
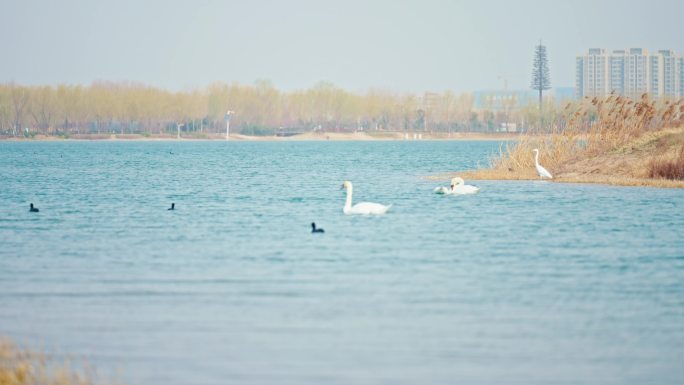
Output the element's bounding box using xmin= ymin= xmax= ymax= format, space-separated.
xmin=10 ymin=84 xmax=29 ymax=136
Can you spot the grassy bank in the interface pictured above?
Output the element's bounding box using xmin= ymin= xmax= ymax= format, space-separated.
xmin=434 ymin=95 xmax=684 ymax=188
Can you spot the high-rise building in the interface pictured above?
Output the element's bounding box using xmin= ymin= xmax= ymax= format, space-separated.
xmin=575 ymin=56 xmax=583 ymax=99
xmin=610 ymin=50 xmax=626 ymax=96
xmin=649 ymin=51 xmax=663 ymax=99
xmin=660 ymin=50 xmax=677 ymax=98
xmin=625 ymin=48 xmax=649 ymax=100
xmin=576 ymin=48 xmax=682 ymax=99
xmin=575 ymin=48 xmax=609 ymax=99
xmin=678 ymin=57 xmax=684 ymax=98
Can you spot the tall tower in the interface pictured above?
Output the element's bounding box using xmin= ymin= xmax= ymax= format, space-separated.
xmin=649 ymin=53 xmax=664 ymax=99
xmin=610 ymin=50 xmax=626 ymax=96
xmin=625 ymin=48 xmax=649 ymax=100
xmin=576 ymin=48 xmax=609 ymax=98
xmin=679 ymin=57 xmax=684 ymax=98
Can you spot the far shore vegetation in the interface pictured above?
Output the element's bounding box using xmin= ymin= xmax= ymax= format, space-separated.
xmin=2 ymin=81 xmax=567 ymax=139
xmin=432 ymin=94 xmax=684 ymax=187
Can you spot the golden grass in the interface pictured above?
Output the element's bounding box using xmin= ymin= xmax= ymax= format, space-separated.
xmin=649 ymin=143 xmax=684 ymax=180
xmin=441 ymin=94 xmax=684 ymax=188
xmin=0 ymin=339 xmax=94 ymax=385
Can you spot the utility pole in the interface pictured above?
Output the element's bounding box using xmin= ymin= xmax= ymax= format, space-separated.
xmin=225 ymin=110 xmax=234 ymax=140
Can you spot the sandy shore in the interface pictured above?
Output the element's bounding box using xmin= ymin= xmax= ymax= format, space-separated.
xmin=0 ymin=131 xmax=519 ymax=142
xmin=427 ymin=169 xmax=684 ymax=188
xmin=428 ymin=128 xmax=684 ymax=188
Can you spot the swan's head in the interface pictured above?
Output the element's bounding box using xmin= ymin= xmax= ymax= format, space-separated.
xmin=341 ymin=181 xmax=352 ymax=190
xmin=532 ymin=148 xmax=539 ymax=154
xmin=450 ymin=177 xmax=464 ymax=188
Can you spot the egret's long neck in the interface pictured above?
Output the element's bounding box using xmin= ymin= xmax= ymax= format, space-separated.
xmin=344 ymin=185 xmax=353 ymax=211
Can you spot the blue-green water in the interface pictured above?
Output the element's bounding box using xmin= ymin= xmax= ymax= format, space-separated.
xmin=1 ymin=141 xmax=683 ymax=385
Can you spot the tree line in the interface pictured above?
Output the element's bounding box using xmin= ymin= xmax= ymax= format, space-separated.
xmin=0 ymin=80 xmax=566 ymax=137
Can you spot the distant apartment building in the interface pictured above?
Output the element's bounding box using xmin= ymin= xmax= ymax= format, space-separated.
xmin=576 ymin=48 xmax=609 ymax=98
xmin=659 ymin=50 xmax=677 ymax=98
xmin=625 ymin=48 xmax=650 ymax=100
xmin=576 ymin=48 xmax=683 ymax=99
xmin=609 ymin=50 xmax=626 ymax=96
xmin=679 ymin=57 xmax=684 ymax=97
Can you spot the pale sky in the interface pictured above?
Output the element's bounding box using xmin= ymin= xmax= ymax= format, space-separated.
xmin=1 ymin=0 xmax=683 ymax=93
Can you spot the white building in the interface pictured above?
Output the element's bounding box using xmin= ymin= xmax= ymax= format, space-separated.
xmin=576 ymin=48 xmax=609 ymax=99
xmin=625 ymin=48 xmax=650 ymax=100
xmin=576 ymin=48 xmax=683 ymax=100
xmin=660 ymin=50 xmax=677 ymax=98
xmin=678 ymin=57 xmax=684 ymax=97
xmin=609 ymin=50 xmax=626 ymax=96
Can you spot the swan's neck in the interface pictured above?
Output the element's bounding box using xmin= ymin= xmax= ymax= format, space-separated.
xmin=534 ymin=151 xmax=540 ymax=167
xmin=344 ymin=185 xmax=353 ymax=212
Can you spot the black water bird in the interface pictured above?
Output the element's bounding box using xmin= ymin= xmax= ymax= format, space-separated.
xmin=29 ymin=203 xmax=39 ymax=212
xmin=168 ymin=203 xmax=175 ymax=211
xmin=311 ymin=222 xmax=324 ymax=233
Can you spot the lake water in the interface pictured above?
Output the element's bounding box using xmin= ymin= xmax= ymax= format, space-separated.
xmin=1 ymin=140 xmax=683 ymax=385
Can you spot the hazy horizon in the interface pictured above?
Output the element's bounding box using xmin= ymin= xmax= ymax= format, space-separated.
xmin=2 ymin=0 xmax=683 ymax=93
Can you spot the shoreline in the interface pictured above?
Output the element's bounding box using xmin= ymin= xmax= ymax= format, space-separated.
xmin=428 ymin=128 xmax=684 ymax=189
xmin=426 ymin=170 xmax=684 ymax=188
xmin=0 ymin=131 xmax=520 ymax=142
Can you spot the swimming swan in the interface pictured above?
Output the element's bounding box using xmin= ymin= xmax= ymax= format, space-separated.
xmin=434 ymin=177 xmax=480 ymax=195
xmin=29 ymin=203 xmax=39 ymax=212
xmin=532 ymin=149 xmax=553 ymax=179
xmin=168 ymin=203 xmax=175 ymax=211
xmin=341 ymin=181 xmax=391 ymax=215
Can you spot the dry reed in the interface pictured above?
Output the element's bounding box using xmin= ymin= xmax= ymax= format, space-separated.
xmin=490 ymin=94 xmax=684 ymax=181
xmin=0 ymin=338 xmax=95 ymax=385
xmin=649 ymin=144 xmax=684 ymax=180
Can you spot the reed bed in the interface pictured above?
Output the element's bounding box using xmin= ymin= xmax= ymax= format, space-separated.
xmin=488 ymin=94 xmax=684 ymax=182
xmin=0 ymin=339 xmax=95 ymax=385
xmin=649 ymin=143 xmax=684 ymax=180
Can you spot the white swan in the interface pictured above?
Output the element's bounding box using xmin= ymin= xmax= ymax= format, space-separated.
xmin=434 ymin=177 xmax=480 ymax=195
xmin=341 ymin=181 xmax=391 ymax=215
xmin=532 ymin=148 xmax=553 ymax=179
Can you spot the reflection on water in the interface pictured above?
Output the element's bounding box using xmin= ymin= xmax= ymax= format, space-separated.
xmin=1 ymin=141 xmax=683 ymax=385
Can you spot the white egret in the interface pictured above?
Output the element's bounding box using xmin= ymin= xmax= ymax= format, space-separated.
xmin=532 ymin=148 xmax=553 ymax=179
xmin=341 ymin=181 xmax=391 ymax=215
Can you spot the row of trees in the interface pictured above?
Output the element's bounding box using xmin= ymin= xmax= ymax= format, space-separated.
xmin=0 ymin=81 xmax=564 ymax=137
